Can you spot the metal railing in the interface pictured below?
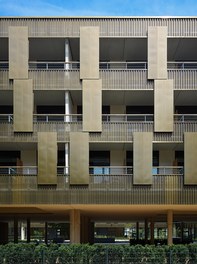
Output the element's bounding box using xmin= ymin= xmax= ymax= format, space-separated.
xmin=0 ymin=166 xmax=69 ymax=175
xmin=89 ymin=166 xmax=132 ymax=175
xmin=0 ymin=166 xmax=37 ymax=175
xmin=29 ymin=61 xmax=80 ymax=70
xmin=0 ymin=166 xmax=183 ymax=176
xmin=152 ymin=166 xmax=183 ymax=175
xmin=1 ymin=114 xmax=197 ymax=124
xmin=2 ymin=61 xmax=197 ymax=70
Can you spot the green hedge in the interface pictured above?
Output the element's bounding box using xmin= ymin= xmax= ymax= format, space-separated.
xmin=0 ymin=243 xmax=197 ymax=263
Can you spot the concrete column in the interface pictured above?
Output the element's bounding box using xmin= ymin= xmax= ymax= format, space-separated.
xmin=150 ymin=220 xmax=154 ymax=245
xmin=80 ymin=215 xmax=89 ymax=244
xmin=14 ymin=218 xmax=18 ymax=243
xmin=45 ymin=222 xmax=48 ymax=245
xmin=21 ymin=222 xmax=25 ymax=241
xmin=136 ymin=222 xmax=139 ymax=241
xmin=65 ymin=91 xmax=73 ymax=122
xmin=27 ymin=219 xmax=30 ymax=243
xmin=65 ymin=143 xmax=69 ymax=175
xmin=70 ymin=209 xmax=81 ymax=244
xmin=88 ymin=221 xmax=94 ymax=245
xmin=167 ymin=210 xmax=173 ymax=245
xmin=145 ymin=219 xmax=149 ymax=244
xmin=65 ymin=39 xmax=71 ymax=69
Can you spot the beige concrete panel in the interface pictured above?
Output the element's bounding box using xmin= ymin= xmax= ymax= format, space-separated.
xmin=111 ymin=150 xmax=125 ymax=174
xmin=80 ymin=27 xmax=99 ymax=79
xmin=184 ymin=132 xmax=197 ymax=185
xmin=159 ymin=150 xmax=175 ymax=166
xmin=83 ymin=79 xmax=102 ymax=132
xmin=70 ymin=132 xmax=89 ymax=185
xmin=110 ymin=105 xmax=125 ymax=114
xmin=38 ymin=132 xmax=57 ymax=185
xmin=70 ymin=209 xmax=81 ymax=244
xmin=133 ymin=132 xmax=152 ymax=185
xmin=154 ymin=79 xmax=174 ymax=132
xmin=9 ymin=27 xmax=28 ymax=79
xmin=148 ymin=26 xmax=167 ymax=79
xmin=13 ymin=79 xmax=33 ymax=132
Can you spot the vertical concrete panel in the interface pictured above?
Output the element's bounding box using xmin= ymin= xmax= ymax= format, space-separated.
xmin=38 ymin=132 xmax=57 ymax=185
xmin=133 ymin=132 xmax=153 ymax=185
xmin=70 ymin=210 xmax=81 ymax=244
xmin=184 ymin=132 xmax=197 ymax=184
xmin=80 ymin=27 xmax=99 ymax=79
xmin=148 ymin=26 xmax=167 ymax=79
xmin=70 ymin=132 xmax=89 ymax=185
xmin=13 ymin=79 xmax=33 ymax=132
xmin=154 ymin=79 xmax=174 ymax=132
xmin=9 ymin=26 xmax=28 ymax=79
xmin=83 ymin=79 xmax=102 ymax=132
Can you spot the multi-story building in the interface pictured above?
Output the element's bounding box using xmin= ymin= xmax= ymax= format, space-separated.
xmin=0 ymin=16 xmax=197 ymax=245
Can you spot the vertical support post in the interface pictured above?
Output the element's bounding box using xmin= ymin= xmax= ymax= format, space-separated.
xmin=45 ymin=222 xmax=48 ymax=245
xmin=65 ymin=143 xmax=69 ymax=175
xmin=145 ymin=219 xmax=149 ymax=244
xmin=14 ymin=218 xmax=18 ymax=243
xmin=65 ymin=39 xmax=71 ymax=70
xmin=167 ymin=210 xmax=173 ymax=245
xmin=65 ymin=91 xmax=72 ymax=123
xmin=136 ymin=222 xmax=139 ymax=242
xmin=27 ymin=218 xmax=30 ymax=243
xmin=21 ymin=222 xmax=25 ymax=241
xmin=89 ymin=221 xmax=94 ymax=245
xmin=70 ymin=209 xmax=81 ymax=244
xmin=150 ymin=220 xmax=154 ymax=245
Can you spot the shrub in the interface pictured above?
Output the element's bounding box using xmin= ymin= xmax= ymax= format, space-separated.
xmin=0 ymin=243 xmax=196 ymax=263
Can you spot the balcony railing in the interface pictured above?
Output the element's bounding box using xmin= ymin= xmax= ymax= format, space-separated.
xmin=1 ymin=114 xmax=197 ymax=124
xmin=0 ymin=166 xmax=69 ymax=175
xmin=1 ymin=172 xmax=196 ymax=205
xmin=2 ymin=61 xmax=197 ymax=70
xmin=0 ymin=166 xmax=183 ymax=176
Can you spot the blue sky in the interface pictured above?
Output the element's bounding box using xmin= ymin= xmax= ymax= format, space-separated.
xmin=0 ymin=0 xmax=197 ymax=16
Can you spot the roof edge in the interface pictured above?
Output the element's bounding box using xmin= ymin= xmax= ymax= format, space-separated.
xmin=1 ymin=16 xmax=197 ymax=19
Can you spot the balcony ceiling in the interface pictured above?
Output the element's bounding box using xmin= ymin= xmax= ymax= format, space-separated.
xmin=1 ymin=37 xmax=197 ymax=62
xmin=90 ymin=143 xmax=183 ymax=151
xmin=1 ymin=90 xmax=197 ymax=108
xmin=1 ymin=205 xmax=197 ymax=222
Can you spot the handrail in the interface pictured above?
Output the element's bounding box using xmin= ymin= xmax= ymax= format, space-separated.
xmin=0 ymin=166 xmax=37 ymax=175
xmin=89 ymin=166 xmax=183 ymax=175
xmin=2 ymin=61 xmax=197 ymax=70
xmin=29 ymin=61 xmax=80 ymax=70
xmin=34 ymin=114 xmax=82 ymax=122
xmin=0 ymin=166 xmax=69 ymax=175
xmin=152 ymin=166 xmax=183 ymax=175
xmin=0 ymin=166 xmax=183 ymax=176
xmin=174 ymin=114 xmax=197 ymax=122
xmin=1 ymin=114 xmax=197 ymax=123
xmin=89 ymin=166 xmax=133 ymax=175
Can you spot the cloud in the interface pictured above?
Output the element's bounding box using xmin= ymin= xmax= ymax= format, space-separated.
xmin=0 ymin=0 xmax=110 ymax=16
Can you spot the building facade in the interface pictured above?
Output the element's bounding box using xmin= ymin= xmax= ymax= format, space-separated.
xmin=0 ymin=16 xmax=197 ymax=244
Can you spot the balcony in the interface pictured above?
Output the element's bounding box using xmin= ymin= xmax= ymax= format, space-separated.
xmin=0 ymin=165 xmax=196 ymax=205
xmin=0 ymin=114 xmax=197 ymax=142
xmin=1 ymin=61 xmax=197 ymax=90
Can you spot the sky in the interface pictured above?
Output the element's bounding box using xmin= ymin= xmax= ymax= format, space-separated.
xmin=0 ymin=0 xmax=197 ymax=16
